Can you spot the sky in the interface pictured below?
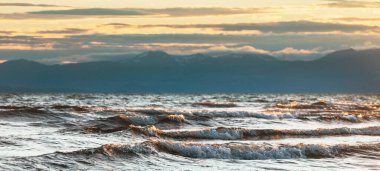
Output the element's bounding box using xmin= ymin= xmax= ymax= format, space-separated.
xmin=1 ymin=0 xmax=380 ymax=64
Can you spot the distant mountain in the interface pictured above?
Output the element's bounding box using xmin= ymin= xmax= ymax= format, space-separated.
xmin=0 ymin=49 xmax=379 ymax=93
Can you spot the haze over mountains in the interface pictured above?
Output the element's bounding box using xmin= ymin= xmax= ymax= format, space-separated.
xmin=0 ymin=48 xmax=379 ymax=93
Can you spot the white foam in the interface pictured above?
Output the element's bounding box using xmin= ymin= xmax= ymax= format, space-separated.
xmin=149 ymin=140 xmax=379 ymax=160
xmin=136 ymin=126 xmax=380 ymax=140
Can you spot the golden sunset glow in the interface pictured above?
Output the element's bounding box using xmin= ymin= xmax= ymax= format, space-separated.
xmin=1 ymin=2 xmax=380 ymax=171
xmin=0 ymin=0 xmax=380 ymax=63
xmin=0 ymin=43 xmax=56 ymax=50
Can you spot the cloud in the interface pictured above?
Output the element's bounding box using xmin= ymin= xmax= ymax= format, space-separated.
xmin=140 ymin=7 xmax=271 ymax=17
xmin=212 ymin=21 xmax=378 ymax=33
xmin=61 ymin=60 xmax=77 ymax=64
xmin=203 ymin=45 xmax=269 ymax=54
xmin=331 ymin=17 xmax=380 ymax=22
xmin=320 ymin=0 xmax=380 ymax=8
xmin=30 ymin=8 xmax=146 ymax=16
xmin=35 ymin=52 xmax=138 ymax=64
xmin=0 ymin=7 xmax=271 ymax=20
xmin=0 ymin=35 xmax=49 ymax=45
xmin=51 ymin=33 xmax=380 ymax=52
xmin=15 ymin=7 xmax=271 ymax=19
xmin=0 ymin=31 xmax=12 ymax=35
xmin=0 ymin=3 xmax=68 ymax=7
xmin=0 ymin=43 xmax=56 ymax=50
xmin=100 ymin=23 xmax=131 ymax=28
xmin=351 ymin=41 xmax=380 ymax=50
xmin=271 ymin=47 xmax=319 ymax=56
xmin=37 ymin=28 xmax=88 ymax=34
xmin=29 ymin=44 xmax=322 ymax=64
xmin=141 ymin=21 xmax=380 ymax=33
xmin=36 ymin=55 xmax=91 ymax=64
xmin=199 ymin=45 xmax=320 ymax=57
xmin=1 ymin=33 xmax=380 ymax=62
xmin=122 ymin=42 xmax=321 ymax=57
xmin=0 ymin=13 xmax=79 ymax=20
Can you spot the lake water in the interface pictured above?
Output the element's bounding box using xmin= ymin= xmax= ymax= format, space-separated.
xmin=0 ymin=93 xmax=379 ymax=170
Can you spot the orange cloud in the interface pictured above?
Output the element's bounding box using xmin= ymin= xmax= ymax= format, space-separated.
xmin=321 ymin=0 xmax=380 ymax=8
xmin=0 ymin=43 xmax=56 ymax=50
xmin=271 ymin=47 xmax=318 ymax=56
xmin=61 ymin=60 xmax=77 ymax=64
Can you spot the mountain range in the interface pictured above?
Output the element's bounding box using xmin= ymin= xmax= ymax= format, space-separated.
xmin=0 ymin=48 xmax=379 ymax=93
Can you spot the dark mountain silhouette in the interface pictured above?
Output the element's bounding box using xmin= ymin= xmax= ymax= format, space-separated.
xmin=0 ymin=49 xmax=379 ymax=93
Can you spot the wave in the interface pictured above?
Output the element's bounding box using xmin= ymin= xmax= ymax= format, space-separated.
xmin=84 ymin=114 xmax=185 ymax=133
xmin=152 ymin=141 xmax=380 ymax=160
xmin=61 ymin=141 xmax=380 ymax=160
xmin=0 ymin=105 xmax=70 ymax=120
xmin=2 ymin=105 xmax=372 ymax=123
xmin=125 ymin=108 xmax=294 ymax=120
xmin=273 ymin=100 xmax=379 ymax=111
xmin=90 ymin=104 xmax=380 ymax=124
xmin=193 ymin=102 xmax=238 ymax=108
xmin=274 ymin=101 xmax=335 ymax=110
xmin=106 ymin=114 xmax=159 ymax=125
xmin=1 ymin=101 xmax=378 ymax=124
xmin=0 ymin=105 xmax=45 ymax=113
xmin=51 ymin=105 xmax=90 ymax=112
xmin=129 ymin=126 xmax=380 ymax=140
xmin=61 ymin=143 xmax=157 ymax=158
xmin=190 ymin=111 xmax=293 ymax=119
xmin=125 ymin=108 xmax=379 ymax=123
xmin=103 ymin=114 xmax=185 ymax=125
xmin=271 ymin=101 xmax=380 ymax=122
xmin=0 ymin=139 xmax=17 ymax=146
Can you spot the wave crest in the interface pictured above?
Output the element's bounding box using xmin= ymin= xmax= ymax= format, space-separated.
xmin=130 ymin=126 xmax=380 ymax=140
xmin=84 ymin=114 xmax=186 ymax=133
xmin=62 ymin=143 xmax=156 ymax=157
xmin=62 ymin=141 xmax=380 ymax=160
xmin=193 ymin=102 xmax=238 ymax=108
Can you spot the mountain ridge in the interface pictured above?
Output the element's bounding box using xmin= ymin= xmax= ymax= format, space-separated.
xmin=0 ymin=48 xmax=379 ymax=93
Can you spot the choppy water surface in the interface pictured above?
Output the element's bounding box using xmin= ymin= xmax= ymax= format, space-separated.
xmin=0 ymin=93 xmax=379 ymax=170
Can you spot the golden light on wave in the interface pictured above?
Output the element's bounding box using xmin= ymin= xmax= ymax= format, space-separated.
xmin=0 ymin=60 xmax=7 ymax=64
